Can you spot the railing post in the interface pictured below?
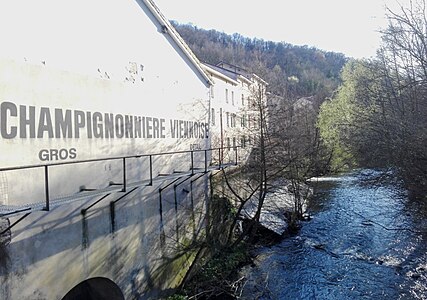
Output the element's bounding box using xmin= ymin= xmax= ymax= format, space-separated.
xmin=2 ymin=147 xmax=234 ymax=216
xmin=122 ymin=158 xmax=126 ymax=192
xmin=190 ymin=151 xmax=194 ymax=175
xmin=204 ymin=150 xmax=208 ymax=173
xmin=44 ymin=165 xmax=50 ymax=211
xmin=149 ymin=155 xmax=153 ymax=186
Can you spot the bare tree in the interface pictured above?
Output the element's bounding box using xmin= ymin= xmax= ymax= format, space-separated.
xmin=375 ymin=0 xmax=427 ymax=194
xmin=318 ymin=0 xmax=427 ymax=197
xmin=211 ymin=62 xmax=324 ymax=244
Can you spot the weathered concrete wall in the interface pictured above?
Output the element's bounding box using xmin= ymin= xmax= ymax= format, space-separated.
xmin=0 ymin=0 xmax=211 ymax=168
xmin=0 ymin=173 xmax=208 ymax=299
xmin=0 ymin=0 xmax=213 ymax=298
xmin=0 ymin=0 xmax=211 ymax=206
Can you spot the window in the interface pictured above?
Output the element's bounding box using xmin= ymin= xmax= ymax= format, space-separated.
xmin=225 ymin=89 xmax=229 ymax=103
xmin=241 ymin=115 xmax=246 ymax=127
xmin=231 ymin=91 xmax=234 ymax=105
xmin=232 ymin=137 xmax=236 ymax=149
xmin=241 ymin=94 xmax=245 ymax=106
xmin=241 ymin=136 xmax=246 ymax=148
xmin=211 ymin=108 xmax=215 ymax=125
xmin=231 ymin=114 xmax=236 ymax=127
xmin=226 ymin=112 xmax=230 ymax=127
xmin=226 ymin=137 xmax=230 ymax=148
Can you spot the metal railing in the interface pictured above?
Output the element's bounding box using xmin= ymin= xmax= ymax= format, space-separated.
xmin=0 ymin=146 xmax=240 ymax=217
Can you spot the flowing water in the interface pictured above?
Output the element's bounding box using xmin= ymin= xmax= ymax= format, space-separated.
xmin=241 ymin=170 xmax=427 ymax=299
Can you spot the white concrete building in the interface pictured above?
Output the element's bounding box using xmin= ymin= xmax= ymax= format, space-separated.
xmin=0 ymin=0 xmax=216 ymax=208
xmin=0 ymin=0 xmax=271 ymax=298
xmin=0 ymin=1 xmax=217 ymax=299
xmin=202 ymin=62 xmax=268 ymax=164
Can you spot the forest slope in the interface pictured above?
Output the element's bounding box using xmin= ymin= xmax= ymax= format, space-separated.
xmin=172 ymin=22 xmax=348 ymax=105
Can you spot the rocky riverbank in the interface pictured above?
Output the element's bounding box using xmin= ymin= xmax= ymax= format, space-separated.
xmin=167 ymin=180 xmax=312 ymax=300
xmin=240 ymin=179 xmax=311 ymax=235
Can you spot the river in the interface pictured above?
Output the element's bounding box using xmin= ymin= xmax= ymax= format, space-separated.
xmin=240 ymin=169 xmax=427 ymax=299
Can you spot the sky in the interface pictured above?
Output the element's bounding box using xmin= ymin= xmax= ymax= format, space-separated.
xmin=154 ymin=0 xmax=410 ymax=59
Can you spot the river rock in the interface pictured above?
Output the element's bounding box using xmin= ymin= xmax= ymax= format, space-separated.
xmin=240 ymin=180 xmax=310 ymax=235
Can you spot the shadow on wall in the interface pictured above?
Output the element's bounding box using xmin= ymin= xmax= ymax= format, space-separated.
xmin=0 ymin=218 xmax=11 ymax=274
xmin=61 ymin=277 xmax=124 ymax=300
xmin=4 ymin=137 xmax=214 ymax=208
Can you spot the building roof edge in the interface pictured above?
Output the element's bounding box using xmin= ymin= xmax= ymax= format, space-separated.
xmin=138 ymin=0 xmax=213 ymax=86
xmin=202 ymin=63 xmax=239 ymax=85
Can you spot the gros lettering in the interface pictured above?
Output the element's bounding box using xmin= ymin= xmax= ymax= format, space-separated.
xmin=38 ymin=148 xmax=77 ymax=161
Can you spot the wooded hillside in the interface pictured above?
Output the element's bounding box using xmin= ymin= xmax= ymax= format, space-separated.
xmin=172 ymin=22 xmax=347 ymax=105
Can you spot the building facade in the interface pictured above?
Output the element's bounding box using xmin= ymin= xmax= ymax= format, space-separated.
xmin=0 ymin=1 xmax=269 ymax=299
xmin=0 ymin=0 xmax=214 ymax=299
xmin=203 ymin=62 xmax=268 ymax=164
